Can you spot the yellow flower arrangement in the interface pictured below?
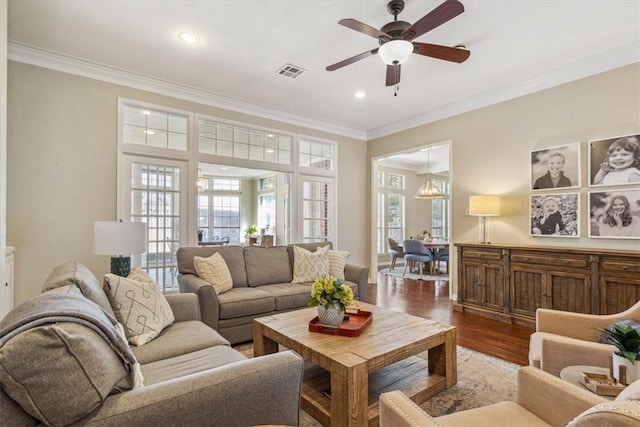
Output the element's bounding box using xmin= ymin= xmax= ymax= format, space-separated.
xmin=308 ymin=276 xmax=354 ymax=309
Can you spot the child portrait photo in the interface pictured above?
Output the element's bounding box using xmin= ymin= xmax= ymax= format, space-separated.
xmin=588 ymin=133 xmax=640 ymax=186
xmin=530 ymin=193 xmax=579 ymax=237
xmin=588 ymin=189 xmax=640 ymax=239
xmin=531 ymin=143 xmax=580 ymax=190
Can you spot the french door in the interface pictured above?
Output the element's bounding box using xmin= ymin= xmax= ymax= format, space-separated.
xmin=120 ymin=155 xmax=187 ymax=291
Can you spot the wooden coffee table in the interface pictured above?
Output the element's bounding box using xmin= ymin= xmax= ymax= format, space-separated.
xmin=253 ymin=301 xmax=457 ymax=426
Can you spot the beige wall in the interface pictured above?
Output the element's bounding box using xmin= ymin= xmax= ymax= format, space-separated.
xmin=369 ymin=63 xmax=640 ymax=296
xmin=7 ymin=61 xmax=367 ymax=305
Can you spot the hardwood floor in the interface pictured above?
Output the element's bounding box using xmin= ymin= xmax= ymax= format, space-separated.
xmin=368 ymin=270 xmax=532 ymax=366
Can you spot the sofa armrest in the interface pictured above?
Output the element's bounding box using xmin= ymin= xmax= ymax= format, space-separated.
xmin=380 ymin=390 xmax=440 ymax=427
xmin=87 ymin=351 xmax=304 ymax=427
xmin=536 ymin=333 xmax=616 ymax=377
xmin=345 ymin=263 xmax=369 ymax=302
xmin=178 ymin=274 xmax=221 ymax=331
xmin=164 ymin=293 xmax=201 ymax=322
xmin=517 ymin=366 xmax=606 ymax=426
xmin=536 ymin=308 xmax=628 ymax=342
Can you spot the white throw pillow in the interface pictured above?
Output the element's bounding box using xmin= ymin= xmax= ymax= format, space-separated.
xmin=328 ymin=250 xmax=349 ymax=280
xmin=103 ymin=270 xmax=175 ymax=346
xmin=194 ymin=252 xmax=233 ymax=295
xmin=292 ymin=245 xmax=330 ymax=283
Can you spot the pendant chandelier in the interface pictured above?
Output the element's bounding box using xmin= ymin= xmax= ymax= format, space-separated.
xmin=414 ymin=149 xmax=444 ymax=200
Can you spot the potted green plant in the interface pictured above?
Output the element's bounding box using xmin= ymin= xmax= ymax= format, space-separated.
xmin=599 ymin=322 xmax=640 ymax=383
xmin=244 ymin=224 xmax=258 ymax=235
xmin=308 ymin=276 xmax=354 ymax=328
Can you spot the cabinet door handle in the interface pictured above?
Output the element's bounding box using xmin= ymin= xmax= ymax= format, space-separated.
xmin=622 ymin=265 xmax=628 ymax=270
xmin=523 ymin=257 xmax=529 ymax=261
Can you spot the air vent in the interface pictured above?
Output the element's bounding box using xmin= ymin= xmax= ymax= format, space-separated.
xmin=276 ymin=64 xmax=306 ymax=79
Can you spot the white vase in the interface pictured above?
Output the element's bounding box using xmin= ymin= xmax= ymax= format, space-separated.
xmin=317 ymin=303 xmax=345 ymax=328
xmin=611 ymin=352 xmax=640 ymax=384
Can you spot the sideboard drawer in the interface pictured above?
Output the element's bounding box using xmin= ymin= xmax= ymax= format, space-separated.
xmin=462 ymin=249 xmax=502 ymax=261
xmin=600 ymin=259 xmax=640 ymax=274
xmin=510 ymin=252 xmax=588 ymax=269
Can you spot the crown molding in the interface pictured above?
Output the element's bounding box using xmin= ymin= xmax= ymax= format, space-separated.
xmin=7 ymin=41 xmax=368 ymax=141
xmin=8 ymin=40 xmax=639 ymax=143
xmin=367 ymin=41 xmax=640 ymax=140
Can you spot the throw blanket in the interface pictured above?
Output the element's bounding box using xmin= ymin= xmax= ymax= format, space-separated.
xmin=0 ymin=292 xmax=143 ymax=388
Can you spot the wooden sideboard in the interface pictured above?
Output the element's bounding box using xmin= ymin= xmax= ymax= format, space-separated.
xmin=454 ymin=243 xmax=640 ymax=327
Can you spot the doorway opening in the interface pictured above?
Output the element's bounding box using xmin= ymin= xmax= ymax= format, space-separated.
xmin=372 ymin=141 xmax=452 ymax=282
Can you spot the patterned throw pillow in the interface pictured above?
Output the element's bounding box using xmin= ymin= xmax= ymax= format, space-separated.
xmin=194 ymin=252 xmax=234 ymax=295
xmin=292 ymin=245 xmax=330 ymax=283
xmin=328 ymin=250 xmax=349 ymax=280
xmin=103 ymin=270 xmax=175 ymax=346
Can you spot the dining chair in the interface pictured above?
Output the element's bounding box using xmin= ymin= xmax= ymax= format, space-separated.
xmin=387 ymin=237 xmax=404 ymax=270
xmin=402 ymin=239 xmax=433 ymax=279
xmin=433 ymin=247 xmax=449 ymax=274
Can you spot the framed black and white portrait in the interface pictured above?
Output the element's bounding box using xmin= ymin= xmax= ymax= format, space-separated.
xmin=531 ymin=143 xmax=581 ymax=191
xmin=588 ymin=134 xmax=640 ymax=187
xmin=588 ymin=189 xmax=640 ymax=239
xmin=530 ymin=193 xmax=580 ymax=238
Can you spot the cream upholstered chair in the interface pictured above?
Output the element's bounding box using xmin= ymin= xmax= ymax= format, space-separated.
xmin=379 ymin=366 xmax=640 ymax=427
xmin=529 ymin=300 xmax=640 ymax=377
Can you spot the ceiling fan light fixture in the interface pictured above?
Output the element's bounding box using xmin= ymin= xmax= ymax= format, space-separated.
xmin=378 ymin=39 xmax=413 ymax=65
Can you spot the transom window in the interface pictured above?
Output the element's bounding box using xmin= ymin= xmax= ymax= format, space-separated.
xmin=299 ymin=138 xmax=335 ymax=170
xmin=198 ymin=119 xmax=292 ymax=165
xmin=122 ymin=105 xmax=188 ymax=150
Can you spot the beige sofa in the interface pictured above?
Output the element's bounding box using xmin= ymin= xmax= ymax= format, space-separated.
xmin=177 ymin=242 xmax=369 ymax=344
xmin=379 ymin=366 xmax=640 ymax=426
xmin=529 ymin=300 xmax=640 ymax=377
xmin=0 ymin=262 xmax=304 ymax=427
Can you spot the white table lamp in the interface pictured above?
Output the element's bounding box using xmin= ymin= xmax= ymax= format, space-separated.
xmin=468 ymin=195 xmax=501 ymax=244
xmin=94 ymin=220 xmax=147 ymax=276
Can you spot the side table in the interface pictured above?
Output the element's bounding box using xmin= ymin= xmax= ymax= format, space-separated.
xmin=560 ymin=365 xmax=615 ymax=400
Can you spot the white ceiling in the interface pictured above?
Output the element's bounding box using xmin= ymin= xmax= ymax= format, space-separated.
xmin=7 ymin=1 xmax=640 ymax=140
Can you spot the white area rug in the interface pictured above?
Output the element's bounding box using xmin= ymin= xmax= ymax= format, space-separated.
xmin=234 ymin=343 xmax=518 ymax=426
xmin=380 ymin=266 xmax=450 ymax=281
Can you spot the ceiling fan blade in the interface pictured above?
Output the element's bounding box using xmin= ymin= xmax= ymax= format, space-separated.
xmin=413 ymin=43 xmax=470 ymax=63
xmin=339 ymin=18 xmax=390 ymax=39
xmin=402 ymin=0 xmax=465 ymax=41
xmin=326 ymin=48 xmax=379 ymax=71
xmin=385 ymin=64 xmax=401 ymax=87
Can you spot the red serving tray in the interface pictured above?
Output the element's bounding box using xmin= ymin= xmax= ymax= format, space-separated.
xmin=308 ymin=309 xmax=373 ymax=337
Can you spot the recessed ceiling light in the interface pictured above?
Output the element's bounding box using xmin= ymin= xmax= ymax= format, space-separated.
xmin=354 ymin=91 xmax=366 ymax=99
xmin=179 ymin=32 xmax=201 ymax=44
xmin=144 ymin=130 xmax=155 ymax=135
xmin=221 ymin=167 xmax=228 ymax=170
xmin=266 ymin=149 xmax=276 ymax=153
xmin=142 ymin=110 xmax=151 ymax=115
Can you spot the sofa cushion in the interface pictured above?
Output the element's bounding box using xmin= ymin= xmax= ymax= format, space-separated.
xmin=245 ymin=246 xmax=292 ymax=287
xmin=194 ymin=252 xmax=234 ymax=294
xmin=141 ymin=346 xmax=247 ymax=385
xmin=329 ymin=249 xmax=349 ymax=280
xmin=43 ymin=261 xmax=116 ymax=318
xmin=260 ymin=283 xmax=312 ymax=311
xmin=177 ymin=246 xmax=248 ymax=287
xmin=435 ymin=401 xmax=549 ymax=427
xmin=103 ymin=272 xmax=175 ymax=346
xmin=292 ymin=245 xmax=330 ymax=283
xmin=131 ymin=320 xmax=230 ymax=364
xmin=217 ymin=287 xmax=276 ymax=319
xmin=0 ymin=322 xmax=132 ymax=427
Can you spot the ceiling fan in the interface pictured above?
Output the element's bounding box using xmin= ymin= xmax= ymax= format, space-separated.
xmin=326 ymin=0 xmax=470 ymax=91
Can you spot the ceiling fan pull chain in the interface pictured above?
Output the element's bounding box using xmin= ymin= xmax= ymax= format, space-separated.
xmin=394 ymin=84 xmax=399 ymax=96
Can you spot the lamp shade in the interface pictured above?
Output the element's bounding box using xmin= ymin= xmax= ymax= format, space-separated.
xmin=468 ymin=195 xmax=501 ymax=216
xmin=94 ymin=221 xmax=147 ymax=256
xmin=379 ymin=40 xmax=413 ymax=65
